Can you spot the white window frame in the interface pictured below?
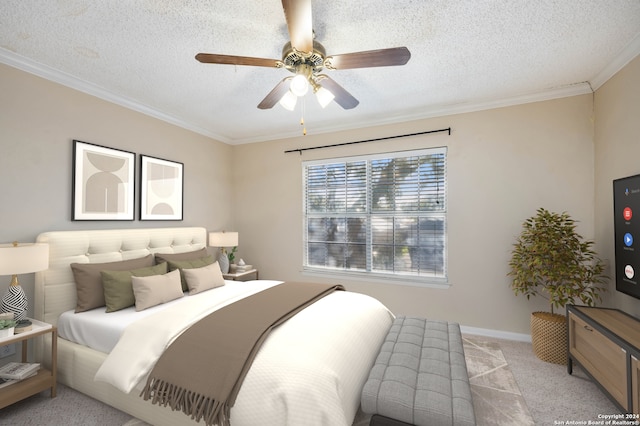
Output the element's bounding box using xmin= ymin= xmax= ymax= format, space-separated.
xmin=302 ymin=147 xmax=447 ymax=286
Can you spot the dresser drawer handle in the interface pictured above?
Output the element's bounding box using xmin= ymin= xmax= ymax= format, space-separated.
xmin=583 ymin=325 xmax=594 ymax=332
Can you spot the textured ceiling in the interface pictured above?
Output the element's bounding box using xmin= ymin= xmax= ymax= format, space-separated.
xmin=1 ymin=1 xmax=639 ymax=144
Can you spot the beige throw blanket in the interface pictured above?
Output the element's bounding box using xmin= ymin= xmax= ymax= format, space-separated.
xmin=140 ymin=281 xmax=344 ymax=426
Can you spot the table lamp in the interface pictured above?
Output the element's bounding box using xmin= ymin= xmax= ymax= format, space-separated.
xmin=0 ymin=242 xmax=49 ymax=322
xmin=208 ymin=232 xmax=238 ymax=274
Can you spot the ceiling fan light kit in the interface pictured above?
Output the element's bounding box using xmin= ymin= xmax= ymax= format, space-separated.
xmin=290 ymin=73 xmax=310 ymax=97
xmin=195 ymin=0 xmax=411 ymax=124
xmin=314 ymin=85 xmax=335 ymax=108
xmin=279 ymin=90 xmax=298 ymax=111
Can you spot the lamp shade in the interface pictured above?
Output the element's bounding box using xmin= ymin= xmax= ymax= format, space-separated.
xmin=0 ymin=243 xmax=49 ymax=275
xmin=208 ymin=232 xmax=238 ymax=248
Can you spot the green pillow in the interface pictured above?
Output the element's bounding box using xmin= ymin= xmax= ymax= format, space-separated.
xmin=101 ymin=262 xmax=168 ymax=312
xmin=167 ymin=256 xmax=215 ymax=291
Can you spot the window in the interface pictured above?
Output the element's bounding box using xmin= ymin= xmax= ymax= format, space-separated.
xmin=303 ymin=147 xmax=447 ymax=283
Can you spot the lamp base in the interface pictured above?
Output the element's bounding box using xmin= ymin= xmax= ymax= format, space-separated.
xmin=1 ymin=284 xmax=27 ymax=321
xmin=218 ymin=252 xmax=230 ymax=274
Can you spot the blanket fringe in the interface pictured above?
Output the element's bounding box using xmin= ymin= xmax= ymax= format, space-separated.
xmin=141 ymin=377 xmax=231 ymax=426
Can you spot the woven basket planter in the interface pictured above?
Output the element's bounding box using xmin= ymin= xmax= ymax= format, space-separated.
xmin=530 ymin=311 xmax=567 ymax=365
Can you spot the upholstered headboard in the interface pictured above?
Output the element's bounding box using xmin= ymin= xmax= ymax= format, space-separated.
xmin=34 ymin=227 xmax=207 ymax=326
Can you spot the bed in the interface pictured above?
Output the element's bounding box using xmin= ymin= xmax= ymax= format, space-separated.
xmin=34 ymin=227 xmax=393 ymax=426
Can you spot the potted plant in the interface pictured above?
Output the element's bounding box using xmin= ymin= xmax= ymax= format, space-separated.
xmin=0 ymin=319 xmax=17 ymax=338
xmin=508 ymin=208 xmax=607 ymax=364
xmin=228 ymin=246 xmax=237 ymax=264
xmin=227 ymin=246 xmax=238 ymax=272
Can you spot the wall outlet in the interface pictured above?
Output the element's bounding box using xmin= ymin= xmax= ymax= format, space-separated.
xmin=0 ymin=344 xmax=16 ymax=358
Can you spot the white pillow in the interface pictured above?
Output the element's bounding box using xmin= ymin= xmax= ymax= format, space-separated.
xmin=183 ymin=261 xmax=226 ymax=295
xmin=131 ymin=269 xmax=183 ymax=311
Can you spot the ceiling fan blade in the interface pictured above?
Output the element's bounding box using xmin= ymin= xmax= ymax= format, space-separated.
xmin=257 ymin=77 xmax=293 ymax=109
xmin=282 ymin=0 xmax=313 ymax=53
xmin=325 ymin=46 xmax=411 ymax=70
xmin=196 ymin=53 xmax=280 ymax=68
xmin=317 ymin=76 xmax=359 ymax=110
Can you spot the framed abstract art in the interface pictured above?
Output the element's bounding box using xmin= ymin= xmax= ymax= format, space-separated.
xmin=72 ymin=140 xmax=135 ymax=221
xmin=139 ymin=155 xmax=183 ymax=221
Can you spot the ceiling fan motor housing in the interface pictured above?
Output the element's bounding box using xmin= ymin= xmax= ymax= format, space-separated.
xmin=281 ymin=40 xmax=326 ymax=74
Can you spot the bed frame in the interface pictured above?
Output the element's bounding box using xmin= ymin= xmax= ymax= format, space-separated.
xmin=34 ymin=227 xmax=208 ymax=426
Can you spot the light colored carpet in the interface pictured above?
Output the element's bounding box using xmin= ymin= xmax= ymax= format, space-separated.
xmin=0 ymin=337 xmax=622 ymax=425
xmin=494 ymin=337 xmax=620 ymax=425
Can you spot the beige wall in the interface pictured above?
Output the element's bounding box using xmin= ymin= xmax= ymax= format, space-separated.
xmin=594 ymin=55 xmax=640 ymax=317
xmin=233 ymin=94 xmax=597 ymax=336
xmin=0 ymin=63 xmax=234 ymax=317
xmin=2 ymin=54 xmax=637 ymax=337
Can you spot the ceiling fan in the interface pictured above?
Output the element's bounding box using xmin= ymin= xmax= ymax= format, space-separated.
xmin=195 ymin=0 xmax=411 ymax=111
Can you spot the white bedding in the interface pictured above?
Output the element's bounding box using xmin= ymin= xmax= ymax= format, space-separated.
xmin=67 ymin=280 xmax=393 ymax=426
xmin=57 ymin=280 xmax=280 ymax=353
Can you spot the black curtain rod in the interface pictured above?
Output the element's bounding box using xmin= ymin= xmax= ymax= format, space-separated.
xmin=284 ymin=127 xmax=451 ymax=154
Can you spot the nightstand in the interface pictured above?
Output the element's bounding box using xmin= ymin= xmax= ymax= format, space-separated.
xmin=223 ymin=269 xmax=259 ymax=281
xmin=0 ymin=318 xmax=57 ymax=409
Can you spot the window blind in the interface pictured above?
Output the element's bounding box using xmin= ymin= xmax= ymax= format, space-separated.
xmin=303 ymin=147 xmax=447 ymax=282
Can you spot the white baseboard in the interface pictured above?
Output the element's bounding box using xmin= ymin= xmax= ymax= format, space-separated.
xmin=461 ymin=325 xmax=532 ymax=342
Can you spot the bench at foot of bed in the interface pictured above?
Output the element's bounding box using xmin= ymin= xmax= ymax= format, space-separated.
xmin=361 ymin=316 xmax=476 ymax=426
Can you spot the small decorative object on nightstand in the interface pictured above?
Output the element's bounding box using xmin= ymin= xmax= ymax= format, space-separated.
xmin=208 ymin=231 xmax=238 ymax=274
xmin=0 ymin=242 xmax=49 ymax=322
xmin=15 ymin=319 xmax=32 ymax=333
xmin=0 ymin=318 xmax=16 ymax=338
xmin=235 ymin=259 xmax=253 ymax=272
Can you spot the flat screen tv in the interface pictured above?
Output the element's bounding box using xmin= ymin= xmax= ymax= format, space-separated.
xmin=613 ymin=174 xmax=640 ymax=299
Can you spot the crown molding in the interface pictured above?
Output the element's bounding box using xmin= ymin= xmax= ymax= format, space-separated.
xmin=590 ymin=33 xmax=640 ymax=90
xmin=1 ymin=43 xmax=633 ymax=145
xmin=240 ymin=82 xmax=593 ymax=145
xmin=0 ymin=48 xmax=231 ymax=144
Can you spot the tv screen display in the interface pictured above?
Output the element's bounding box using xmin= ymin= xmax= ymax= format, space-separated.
xmin=613 ymin=174 xmax=640 ymax=299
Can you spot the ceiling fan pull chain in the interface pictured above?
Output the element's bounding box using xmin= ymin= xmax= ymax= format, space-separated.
xmin=301 ymin=97 xmax=307 ymax=135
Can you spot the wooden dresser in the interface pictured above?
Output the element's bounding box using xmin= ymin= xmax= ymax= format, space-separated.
xmin=567 ymin=305 xmax=640 ymax=413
